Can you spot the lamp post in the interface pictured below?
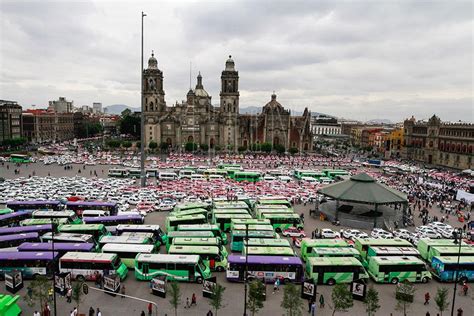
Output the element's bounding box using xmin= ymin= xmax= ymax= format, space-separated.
xmin=50 ymin=218 xmax=58 ymax=316
xmin=243 ymin=223 xmax=249 ymax=316
xmin=450 ymin=227 xmax=463 ymax=316
xmin=140 ymin=11 xmax=147 ymax=187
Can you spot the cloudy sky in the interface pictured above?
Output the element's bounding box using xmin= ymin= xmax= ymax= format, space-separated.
xmin=1 ymin=0 xmax=472 ymax=122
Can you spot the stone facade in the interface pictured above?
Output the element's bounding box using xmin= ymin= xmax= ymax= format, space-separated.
xmin=22 ymin=109 xmax=74 ymax=143
xmin=143 ymin=53 xmax=312 ymax=151
xmin=0 ymin=100 xmax=23 ymax=142
xmin=403 ymin=115 xmax=473 ymax=170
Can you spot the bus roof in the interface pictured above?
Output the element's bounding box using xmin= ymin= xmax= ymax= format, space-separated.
xmin=245 ymin=247 xmax=294 ymax=256
xmin=83 ymin=214 xmax=142 ymax=223
xmin=213 ymin=214 xmax=252 ymax=219
xmin=369 ymin=246 xmax=420 ymax=256
xmin=417 ymin=239 xmax=467 ymax=247
xmin=173 ymin=237 xmax=219 ymax=244
xmin=232 ymin=224 xmax=274 ymax=231
xmin=261 ymin=213 xmax=300 ymax=219
xmin=116 ymin=224 xmax=162 ymax=231
xmin=312 ymin=247 xmax=360 ymax=255
xmin=7 ymin=200 xmax=60 ymax=206
xmin=136 ymin=253 xmax=200 ymax=264
xmin=307 ymin=256 xmax=362 ymax=266
xmin=59 ymin=224 xmax=104 ymax=230
xmin=0 ymin=232 xmax=39 ymax=241
xmin=0 ymin=224 xmax=52 ymax=235
xmin=0 ymin=251 xmax=58 ymax=261
xmin=228 ymin=254 xmax=302 ymax=265
xmin=178 ymin=224 xmax=218 ymax=230
xmin=369 ymin=256 xmax=424 ymax=265
xmin=66 ymin=201 xmax=116 ymax=207
xmin=355 ymin=238 xmax=412 ymax=247
xmin=99 ymin=235 xmax=150 ymax=244
xmin=41 ymin=232 xmax=93 ymax=242
xmin=167 ymin=231 xmax=214 ymax=238
xmin=301 ymin=239 xmax=349 ymax=247
xmin=432 ymin=256 xmax=474 ymax=264
xmin=21 ymin=218 xmax=68 ymax=226
xmin=32 ymin=210 xmax=75 ymax=217
xmin=430 ymin=246 xmax=474 ymax=253
xmin=232 ymin=230 xmax=276 ymax=237
xmin=245 ymin=238 xmax=290 ymax=247
xmin=60 ymin=252 xmax=117 ymax=261
xmin=18 ymin=242 xmax=95 ymax=252
xmin=0 ymin=210 xmax=32 ymax=220
xmin=168 ymin=214 xmax=206 ymax=221
xmin=169 ymin=245 xmax=219 ymax=255
xmin=101 ymin=243 xmax=155 ymax=253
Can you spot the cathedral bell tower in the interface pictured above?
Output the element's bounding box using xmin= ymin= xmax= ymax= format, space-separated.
xmin=143 ymin=51 xmax=166 ymax=114
xmin=219 ymin=55 xmax=239 ymax=151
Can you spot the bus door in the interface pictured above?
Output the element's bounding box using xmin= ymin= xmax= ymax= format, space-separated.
xmin=142 ymin=263 xmax=149 ymax=278
xmin=415 ymin=266 xmax=422 ymax=282
xmin=383 ymin=271 xmax=390 ymax=283
xmin=353 ymin=268 xmax=360 ymax=282
xmin=317 ymin=268 xmax=325 ymax=284
xmin=188 ymin=265 xmax=195 ymax=282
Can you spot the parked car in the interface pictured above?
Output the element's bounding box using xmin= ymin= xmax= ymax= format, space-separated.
xmin=282 ymin=227 xmax=306 ymax=238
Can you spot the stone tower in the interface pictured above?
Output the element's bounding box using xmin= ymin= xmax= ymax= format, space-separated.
xmin=219 ymin=55 xmax=240 ymax=151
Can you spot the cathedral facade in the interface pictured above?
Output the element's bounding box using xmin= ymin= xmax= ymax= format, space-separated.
xmin=143 ymin=53 xmax=313 ymax=152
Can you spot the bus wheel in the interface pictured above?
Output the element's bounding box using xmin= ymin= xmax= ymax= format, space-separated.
xmin=391 ymin=278 xmax=399 ymax=284
xmin=276 ymin=228 xmax=282 ymax=233
xmin=216 ymin=266 xmax=224 ymax=272
xmin=327 ymin=279 xmax=336 ymax=286
xmin=196 ymin=277 xmax=203 ymax=284
xmin=33 ymin=274 xmax=40 ymax=280
xmin=283 ymin=278 xmax=290 ymax=284
xmin=422 ymin=277 xmax=429 ymax=283
xmin=77 ymin=275 xmax=85 ymax=282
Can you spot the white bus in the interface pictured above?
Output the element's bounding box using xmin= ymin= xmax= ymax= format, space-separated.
xmin=158 ymin=172 xmax=178 ymax=180
xmin=101 ymin=243 xmax=157 ymax=268
xmin=59 ymin=252 xmax=128 ymax=281
xmin=98 ymin=235 xmax=154 ymax=246
xmin=191 ymin=174 xmax=205 ymax=181
xmin=179 ymin=169 xmax=195 ymax=179
xmin=108 ymin=169 xmax=128 ymax=178
xmin=41 ymin=232 xmax=95 ymax=244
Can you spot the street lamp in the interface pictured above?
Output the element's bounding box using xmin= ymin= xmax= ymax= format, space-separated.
xmin=50 ymin=218 xmax=58 ymax=316
xmin=140 ymin=11 xmax=147 ymax=188
xmin=450 ymin=227 xmax=463 ymax=316
xmin=243 ymin=223 xmax=249 ymax=316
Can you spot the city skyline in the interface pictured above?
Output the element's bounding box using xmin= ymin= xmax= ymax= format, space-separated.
xmin=0 ymin=0 xmax=472 ymax=122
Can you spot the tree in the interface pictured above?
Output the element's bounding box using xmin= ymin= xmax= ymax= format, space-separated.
xmin=238 ymin=146 xmax=247 ymax=152
xmin=160 ymin=142 xmax=169 ymax=151
xmin=395 ymin=280 xmax=415 ymax=316
xmin=148 ymin=141 xmax=158 ymax=151
xmin=289 ymin=147 xmax=298 ymax=155
xmin=281 ymin=283 xmax=303 ymax=316
xmin=274 ymin=144 xmax=285 ymax=154
xmin=119 ymin=113 xmax=140 ymax=137
xmin=200 ymin=143 xmax=209 ymax=151
xmin=135 ymin=141 xmax=141 ymax=150
xmin=25 ymin=275 xmax=50 ymax=312
xmin=209 ymin=283 xmax=226 ymax=316
xmin=434 ymin=287 xmax=450 ymax=316
xmin=364 ymin=286 xmax=380 ymax=316
xmin=261 ymin=142 xmax=272 ymax=152
xmin=331 ymin=284 xmax=353 ymax=316
xmin=121 ymin=141 xmax=132 ymax=149
xmin=185 ymin=142 xmax=197 ymax=152
xmin=71 ymin=281 xmax=84 ymax=315
xmin=248 ymin=279 xmax=265 ymax=316
xmin=169 ymin=281 xmax=181 ymax=316
xmin=106 ymin=139 xmax=121 ymax=148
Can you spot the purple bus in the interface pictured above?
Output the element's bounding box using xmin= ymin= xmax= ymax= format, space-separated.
xmin=0 ymin=251 xmax=58 ymax=278
xmin=18 ymin=242 xmax=96 ymax=255
xmin=0 ymin=224 xmax=53 ymax=236
xmin=0 ymin=232 xmax=40 ymax=249
xmin=7 ymin=200 xmax=61 ymax=211
xmin=83 ymin=214 xmax=144 ymax=226
xmin=226 ymin=255 xmax=304 ymax=283
xmin=0 ymin=210 xmax=32 ymax=227
xmin=66 ymin=201 xmax=118 ymax=216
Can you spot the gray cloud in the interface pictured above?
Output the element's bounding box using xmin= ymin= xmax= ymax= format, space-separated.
xmin=0 ymin=0 xmax=472 ymax=122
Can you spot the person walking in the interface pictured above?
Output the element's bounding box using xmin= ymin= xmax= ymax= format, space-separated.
xmin=121 ymin=284 xmax=126 ymax=298
xmin=34 ymin=311 xmax=40 ymax=316
xmin=457 ymin=308 xmax=463 ymax=316
xmin=319 ymin=294 xmax=325 ymax=308
xmin=96 ymin=308 xmax=102 ymax=316
xmin=191 ymin=293 xmax=197 ymax=306
xmin=307 ymin=299 xmax=312 ymax=313
xmin=310 ymin=301 xmax=316 ymax=316
xmin=89 ymin=307 xmax=95 ymax=316
xmin=206 ymin=310 xmax=213 ymax=316
xmin=66 ymin=287 xmax=72 ymax=303
xmin=148 ymin=302 xmax=153 ymax=316
xmin=184 ymin=297 xmax=191 ymax=308
xmin=424 ymin=292 xmax=430 ymax=305
xmin=140 ymin=312 xmax=145 ymax=316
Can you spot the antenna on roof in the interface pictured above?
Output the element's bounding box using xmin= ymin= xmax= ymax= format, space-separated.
xmin=189 ymin=61 xmax=192 ymax=90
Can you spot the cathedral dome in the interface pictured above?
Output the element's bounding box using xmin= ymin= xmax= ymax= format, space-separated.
xmin=148 ymin=51 xmax=158 ymax=69
xmin=225 ymin=55 xmax=235 ymax=71
xmin=194 ymin=72 xmax=209 ymax=97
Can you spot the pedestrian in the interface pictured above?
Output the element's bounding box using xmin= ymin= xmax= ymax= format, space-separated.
xmin=121 ymin=284 xmax=125 ymax=298
xmin=424 ymin=292 xmax=430 ymax=305
xmin=462 ymin=282 xmax=468 ymax=296
xmin=426 ymin=312 xmax=430 ymax=316
xmin=72 ymin=307 xmax=78 ymax=316
xmin=96 ymin=308 xmax=102 ymax=316
xmin=307 ymin=299 xmax=312 ymax=312
xmin=185 ymin=297 xmax=191 ymax=308
xmin=191 ymin=293 xmax=197 ymax=306
xmin=148 ymin=302 xmax=153 ymax=316
xmin=43 ymin=303 xmax=51 ymax=316
xmin=89 ymin=307 xmax=95 ymax=316
xmin=34 ymin=311 xmax=40 ymax=316
xmin=457 ymin=308 xmax=463 ymax=316
xmin=66 ymin=287 xmax=72 ymax=303
xmin=206 ymin=310 xmax=213 ymax=316
xmin=140 ymin=312 xmax=145 ymax=316
xmin=310 ymin=301 xmax=316 ymax=316
xmin=319 ymin=294 xmax=325 ymax=308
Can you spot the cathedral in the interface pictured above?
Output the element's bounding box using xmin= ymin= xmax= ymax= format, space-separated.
xmin=143 ymin=53 xmax=313 ymax=152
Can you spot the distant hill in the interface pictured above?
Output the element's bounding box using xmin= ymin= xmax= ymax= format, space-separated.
xmin=366 ymin=119 xmax=393 ymax=125
xmin=104 ymin=104 xmax=139 ymax=115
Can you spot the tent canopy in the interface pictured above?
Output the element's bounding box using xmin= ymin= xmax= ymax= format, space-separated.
xmin=317 ymin=173 xmax=407 ymax=205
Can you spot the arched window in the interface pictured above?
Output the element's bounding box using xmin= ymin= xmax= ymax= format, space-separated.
xmin=188 ymin=136 xmax=194 ymax=143
xmin=274 ymin=136 xmax=280 ymax=146
xmin=210 ymin=138 xmax=215 ymax=149
xmin=304 ymin=143 xmax=309 ymax=150
xmin=166 ymin=138 xmax=172 ymax=146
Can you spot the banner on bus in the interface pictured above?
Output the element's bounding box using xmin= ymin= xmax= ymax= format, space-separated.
xmin=55 ymin=272 xmax=71 ymax=295
xmin=103 ymin=274 xmax=121 ymax=296
xmin=202 ymin=277 xmax=217 ymax=298
xmin=5 ymin=270 xmax=23 ymax=294
xmin=151 ymin=276 xmax=166 ymax=298
xmin=351 ymin=280 xmax=366 ymax=301
xmin=301 ymin=278 xmax=316 ymax=300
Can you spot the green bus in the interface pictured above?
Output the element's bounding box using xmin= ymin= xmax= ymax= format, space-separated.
xmin=170 ymin=208 xmax=209 ymax=218
xmin=10 ymin=154 xmax=30 ymax=163
xmin=217 ymin=163 xmax=241 ymax=170
xmin=168 ymin=245 xmax=228 ymax=272
xmin=98 ymin=235 xmax=154 ymax=246
xmin=177 ymin=224 xmax=228 ymax=245
xmin=212 ymin=209 xmax=250 ymax=216
xmin=203 ymin=169 xmax=228 ymax=178
xmin=293 ymin=170 xmax=325 ymax=180
xmin=165 ymin=214 xmax=208 ymax=232
xmin=427 ymin=246 xmax=474 ymax=263
xmin=321 ymin=169 xmax=349 ymax=179
xmin=173 ymin=202 xmax=211 ymax=213
xmin=21 ymin=218 xmax=69 ymax=226
xmin=367 ymin=256 xmax=431 ymax=284
xmin=0 ymin=294 xmax=22 ymax=316
xmin=244 ymin=238 xmax=291 ymax=249
xmin=101 ymin=243 xmax=157 ymax=268
xmin=417 ymin=239 xmax=467 ymax=261
xmin=261 ymin=213 xmax=303 ymax=232
xmin=32 ymin=210 xmax=82 ymax=224
xmin=310 ymin=247 xmax=362 ymax=262
xmin=213 ymin=201 xmax=249 ymax=210
xmin=365 ymin=246 xmax=421 ymax=266
xmin=212 ymin=213 xmax=253 ymax=232
xmin=234 ymin=171 xmax=261 ymax=182
xmin=257 ymin=199 xmax=292 ymax=208
xmin=255 ymin=208 xmax=294 ymax=219
xmin=300 ymin=239 xmax=349 ymax=262
xmin=134 ymin=254 xmax=211 ymax=283
xmin=230 ymin=218 xmax=271 ymax=230
xmin=230 ymin=230 xmax=278 ymax=252
xmin=306 ymin=257 xmax=368 ymax=285
xmin=243 ymin=246 xmax=295 ymax=257
xmin=0 ymin=209 xmax=13 ymax=216
xmin=165 ymin=231 xmax=215 ymax=251
xmin=58 ymin=224 xmax=110 ymax=242
xmin=232 ymin=224 xmax=275 ymax=232
xmin=354 ymin=238 xmax=413 ymax=260
xmin=172 ymin=237 xmax=228 ymax=257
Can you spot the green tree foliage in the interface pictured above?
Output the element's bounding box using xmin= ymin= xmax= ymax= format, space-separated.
xmin=71 ymin=281 xmax=84 ymax=315
xmin=106 ymin=139 xmax=121 ymax=148
xmin=160 ymin=142 xmax=169 ymax=150
xmin=77 ymin=122 xmax=103 ymax=138
xmin=148 ymin=141 xmax=158 ymax=151
xmin=281 ymin=283 xmax=303 ymax=316
xmin=434 ymin=287 xmax=450 ymax=316
xmin=169 ymin=281 xmax=181 ymax=316
xmin=364 ymin=286 xmax=380 ymax=316
xmin=135 ymin=141 xmax=141 ymax=150
xmin=289 ymin=147 xmax=298 ymax=155
xmin=25 ymin=275 xmax=50 ymax=312
xmin=274 ymin=144 xmax=285 ymax=154
xmin=214 ymin=145 xmax=221 ymax=151
xmin=260 ymin=142 xmax=272 ymax=152
xmin=331 ymin=284 xmax=353 ymax=316
xmin=200 ymin=143 xmax=209 ymax=151
xmin=119 ymin=111 xmax=140 ymax=137
xmin=238 ymin=146 xmax=247 ymax=152
xmin=121 ymin=141 xmax=132 ymax=148
xmin=1 ymin=137 xmax=28 ymax=147
xmin=395 ymin=280 xmax=415 ymax=316
xmin=209 ymin=284 xmax=226 ymax=316
xmin=248 ymin=280 xmax=265 ymax=316
xmin=185 ymin=142 xmax=198 ymax=152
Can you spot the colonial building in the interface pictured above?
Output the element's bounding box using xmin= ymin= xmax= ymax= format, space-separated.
xmin=403 ymin=115 xmax=473 ymax=170
xmin=311 ymin=115 xmax=341 ymax=136
xmin=22 ymin=109 xmax=74 ymax=143
xmin=143 ymin=53 xmax=312 ymax=151
xmin=0 ymin=100 xmax=22 ymax=142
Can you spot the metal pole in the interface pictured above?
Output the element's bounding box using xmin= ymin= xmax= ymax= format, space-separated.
xmin=243 ymin=223 xmax=248 ymax=316
xmin=51 ymin=218 xmax=57 ymax=316
xmin=450 ymin=228 xmax=463 ymax=316
xmin=140 ymin=11 xmax=146 ymax=187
